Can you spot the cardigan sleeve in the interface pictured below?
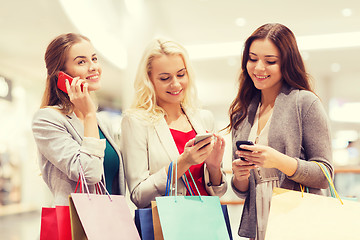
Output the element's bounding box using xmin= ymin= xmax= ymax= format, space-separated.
xmin=288 ymin=96 xmax=334 ymax=189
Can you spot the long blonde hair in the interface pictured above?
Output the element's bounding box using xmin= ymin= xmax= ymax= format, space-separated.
xmin=129 ymin=39 xmax=198 ymax=121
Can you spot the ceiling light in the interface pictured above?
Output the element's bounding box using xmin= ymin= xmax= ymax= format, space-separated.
xmin=301 ymin=51 xmax=310 ymax=61
xmin=227 ymin=57 xmax=238 ymax=66
xmin=331 ymin=63 xmax=341 ymax=73
xmin=186 ymin=31 xmax=360 ymax=60
xmin=235 ymin=18 xmax=246 ymax=27
xmin=0 ymin=76 xmax=9 ymax=98
xmin=125 ymin=0 xmax=144 ymax=17
xmin=329 ymin=99 xmax=360 ymax=123
xmin=342 ymin=8 xmax=352 ymax=17
xmin=186 ymin=41 xmax=243 ymax=60
xmin=297 ymin=32 xmax=360 ymax=50
xmin=59 ymin=0 xmax=127 ymax=69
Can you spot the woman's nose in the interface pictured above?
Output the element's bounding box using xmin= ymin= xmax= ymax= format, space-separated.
xmin=89 ymin=62 xmax=97 ymax=71
xmin=171 ymin=76 xmax=181 ymax=87
xmin=255 ymin=60 xmax=265 ymax=71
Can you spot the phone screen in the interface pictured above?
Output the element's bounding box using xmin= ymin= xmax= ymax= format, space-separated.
xmin=194 ymin=133 xmax=212 ymax=149
xmin=236 ymin=140 xmax=254 ymax=164
xmin=194 ymin=133 xmax=212 ymax=145
xmin=236 ymin=140 xmax=254 ymax=151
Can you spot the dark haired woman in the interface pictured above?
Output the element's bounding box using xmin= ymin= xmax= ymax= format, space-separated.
xmin=32 ymin=33 xmax=125 ymax=206
xmin=228 ymin=23 xmax=333 ymax=239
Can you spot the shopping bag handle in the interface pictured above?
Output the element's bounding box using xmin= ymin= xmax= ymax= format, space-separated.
xmin=165 ymin=159 xmax=203 ymax=202
xmin=74 ymin=164 xmax=113 ymax=201
xmin=300 ymin=162 xmax=343 ymax=205
xmin=165 ymin=161 xmax=173 ymax=196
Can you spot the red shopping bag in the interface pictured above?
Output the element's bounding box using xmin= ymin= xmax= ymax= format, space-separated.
xmin=40 ymin=205 xmax=72 ymax=240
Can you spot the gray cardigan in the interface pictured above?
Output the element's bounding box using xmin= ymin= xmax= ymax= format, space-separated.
xmin=32 ymin=107 xmax=126 ymax=206
xmin=231 ymin=84 xmax=333 ymax=238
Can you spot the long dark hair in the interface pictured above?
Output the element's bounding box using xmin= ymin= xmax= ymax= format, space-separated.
xmin=228 ymin=23 xmax=313 ymax=131
xmin=40 ymin=33 xmax=90 ymax=114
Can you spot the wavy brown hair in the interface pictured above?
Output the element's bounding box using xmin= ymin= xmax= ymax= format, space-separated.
xmin=40 ymin=33 xmax=90 ymax=114
xmin=227 ymin=23 xmax=313 ymax=131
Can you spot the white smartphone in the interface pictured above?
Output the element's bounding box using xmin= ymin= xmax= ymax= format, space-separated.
xmin=194 ymin=133 xmax=213 ymax=145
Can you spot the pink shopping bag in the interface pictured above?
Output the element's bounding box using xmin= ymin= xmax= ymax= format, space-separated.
xmin=69 ymin=193 xmax=140 ymax=240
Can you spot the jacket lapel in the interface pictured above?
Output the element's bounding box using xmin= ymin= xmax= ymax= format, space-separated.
xmin=65 ymin=112 xmax=84 ymax=142
xmin=183 ymin=108 xmax=206 ymax=135
xmin=154 ymin=117 xmax=180 ymax=163
xmin=154 ymin=108 xmax=205 ymax=163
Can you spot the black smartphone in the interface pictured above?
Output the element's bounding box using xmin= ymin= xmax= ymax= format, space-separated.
xmin=236 ymin=140 xmax=254 ymax=164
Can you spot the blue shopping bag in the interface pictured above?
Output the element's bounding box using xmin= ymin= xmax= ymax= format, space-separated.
xmin=134 ymin=208 xmax=154 ymax=240
xmin=221 ymin=204 xmax=233 ymax=240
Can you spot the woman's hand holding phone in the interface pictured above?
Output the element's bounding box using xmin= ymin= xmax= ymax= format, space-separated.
xmin=232 ymin=140 xmax=257 ymax=185
xmin=57 ymin=71 xmax=84 ymax=93
xmin=204 ymin=133 xmax=225 ymax=170
xmin=180 ymin=133 xmax=214 ymax=166
xmin=236 ymin=140 xmax=255 ymax=166
xmin=235 ymin=142 xmax=294 ymax=171
xmin=58 ymin=71 xmax=96 ymax=117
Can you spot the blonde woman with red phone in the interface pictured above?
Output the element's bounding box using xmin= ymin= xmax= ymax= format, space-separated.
xmin=32 ymin=33 xmax=126 ymax=206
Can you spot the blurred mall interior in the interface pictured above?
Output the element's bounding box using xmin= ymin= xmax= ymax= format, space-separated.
xmin=1 ymin=0 xmax=360 ymax=239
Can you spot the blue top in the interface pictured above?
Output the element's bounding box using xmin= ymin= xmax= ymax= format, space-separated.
xmin=99 ymin=128 xmax=120 ymax=194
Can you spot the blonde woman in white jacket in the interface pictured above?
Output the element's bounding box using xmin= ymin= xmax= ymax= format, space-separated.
xmin=121 ymin=39 xmax=227 ymax=208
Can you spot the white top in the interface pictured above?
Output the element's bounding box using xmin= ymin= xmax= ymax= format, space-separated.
xmin=248 ymin=104 xmax=279 ymax=240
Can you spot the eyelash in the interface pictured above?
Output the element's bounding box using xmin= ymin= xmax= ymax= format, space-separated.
xmin=160 ymin=72 xmax=186 ymax=81
xmin=249 ymin=58 xmax=277 ymax=65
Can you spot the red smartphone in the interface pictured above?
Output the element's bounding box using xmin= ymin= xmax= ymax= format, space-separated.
xmin=57 ymin=71 xmax=83 ymax=93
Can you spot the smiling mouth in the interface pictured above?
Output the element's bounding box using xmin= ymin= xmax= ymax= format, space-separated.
xmin=86 ymin=74 xmax=99 ymax=80
xmin=167 ymin=89 xmax=182 ymax=95
xmin=254 ymin=74 xmax=269 ymax=80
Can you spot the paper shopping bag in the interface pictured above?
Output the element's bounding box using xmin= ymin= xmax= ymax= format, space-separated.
xmin=156 ymin=195 xmax=230 ymax=240
xmin=40 ymin=206 xmax=72 ymax=240
xmin=221 ymin=205 xmax=233 ymax=240
xmin=69 ymin=193 xmax=140 ymax=240
xmin=134 ymin=208 xmax=154 ymax=240
xmin=151 ymin=201 xmax=164 ymax=240
xmin=265 ymin=188 xmax=360 ymax=240
xmin=152 ymin=201 xmax=233 ymax=240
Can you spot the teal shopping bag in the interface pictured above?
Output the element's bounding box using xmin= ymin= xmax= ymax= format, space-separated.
xmin=156 ymin=195 xmax=230 ymax=240
xmin=155 ymin=161 xmax=230 ymax=240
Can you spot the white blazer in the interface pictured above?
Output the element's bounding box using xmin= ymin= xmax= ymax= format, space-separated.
xmin=32 ymin=107 xmax=126 ymax=206
xmin=121 ymin=107 xmax=227 ymax=208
